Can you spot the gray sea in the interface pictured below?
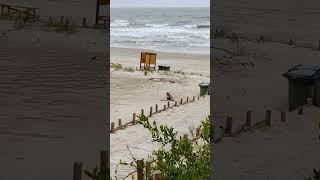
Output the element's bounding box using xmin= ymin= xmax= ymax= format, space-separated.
xmin=111 ymin=8 xmax=210 ymax=54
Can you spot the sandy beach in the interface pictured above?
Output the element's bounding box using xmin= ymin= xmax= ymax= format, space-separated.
xmin=0 ymin=15 xmax=107 ymax=180
xmin=110 ymin=47 xmax=210 ymax=178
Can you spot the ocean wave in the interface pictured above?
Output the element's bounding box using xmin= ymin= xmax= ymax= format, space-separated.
xmin=145 ymin=23 xmax=169 ymax=28
xmin=111 ymin=20 xmax=129 ymax=27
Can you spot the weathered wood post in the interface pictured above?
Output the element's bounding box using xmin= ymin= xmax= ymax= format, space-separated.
xmin=149 ymin=107 xmax=153 ymax=117
xmin=180 ymin=98 xmax=183 ymax=105
xmin=141 ymin=109 xmax=144 ymax=116
xmin=164 ymin=105 xmax=166 ymax=110
xmin=82 ymin=17 xmax=87 ymax=27
xmin=175 ymin=101 xmax=177 ymax=106
xmin=187 ymin=96 xmax=189 ymax=102
xmin=73 ymin=161 xmax=82 ymax=180
xmin=100 ymin=150 xmax=107 ymax=170
xmin=60 ymin=16 xmax=64 ymax=24
xmin=153 ymin=170 xmax=163 ymax=180
xmin=193 ymin=96 xmax=195 ymax=101
xmin=137 ymin=160 xmax=144 ymax=180
xmin=132 ymin=113 xmax=136 ymax=124
xmin=146 ymin=161 xmax=151 ymax=178
xmin=196 ymin=127 xmax=201 ymax=137
xmin=246 ymin=110 xmax=252 ymax=127
xmin=118 ymin=119 xmax=122 ymax=129
xmin=155 ymin=104 xmax=158 ymax=112
xmin=298 ymin=106 xmax=303 ymax=115
xmin=265 ymin=110 xmax=271 ymax=126
xmin=167 ymin=101 xmax=170 ymax=108
xmin=225 ymin=116 xmax=233 ymax=135
xmin=111 ymin=122 xmax=115 ymax=133
xmin=281 ymin=111 xmax=286 ymax=122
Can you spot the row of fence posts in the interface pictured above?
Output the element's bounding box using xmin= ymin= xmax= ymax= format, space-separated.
xmin=224 ymin=106 xmax=304 ymax=136
xmin=111 ymin=95 xmax=205 ymax=133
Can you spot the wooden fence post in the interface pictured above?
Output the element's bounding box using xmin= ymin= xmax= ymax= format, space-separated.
xmin=265 ymin=110 xmax=271 ymax=126
xmin=298 ymin=106 xmax=303 ymax=115
xmin=82 ymin=17 xmax=87 ymax=27
xmin=281 ymin=111 xmax=286 ymax=122
xmin=153 ymin=170 xmax=163 ymax=180
xmin=133 ymin=113 xmax=136 ymax=124
xmin=198 ymin=96 xmax=200 ymax=100
xmin=73 ymin=161 xmax=82 ymax=180
xmin=180 ymin=98 xmax=183 ymax=105
xmin=164 ymin=105 xmax=166 ymax=110
xmin=149 ymin=107 xmax=153 ymax=117
xmin=146 ymin=161 xmax=151 ymax=178
xmin=187 ymin=96 xmax=189 ymax=102
xmin=167 ymin=101 xmax=170 ymax=108
xmin=118 ymin=119 xmax=122 ymax=129
xmin=141 ymin=109 xmax=144 ymax=116
xmin=137 ymin=160 xmax=144 ymax=180
xmin=193 ymin=96 xmax=195 ymax=101
xmin=100 ymin=150 xmax=107 ymax=170
xmin=246 ymin=110 xmax=252 ymax=127
xmin=225 ymin=116 xmax=233 ymax=135
xmin=175 ymin=101 xmax=177 ymax=106
xmin=111 ymin=122 xmax=115 ymax=133
xmin=196 ymin=128 xmax=201 ymax=137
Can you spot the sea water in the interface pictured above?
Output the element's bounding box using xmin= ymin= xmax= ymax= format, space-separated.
xmin=111 ymin=8 xmax=210 ymax=54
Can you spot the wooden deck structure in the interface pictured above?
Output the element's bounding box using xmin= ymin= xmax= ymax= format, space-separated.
xmin=96 ymin=0 xmax=109 ymax=27
xmin=0 ymin=4 xmax=39 ymax=21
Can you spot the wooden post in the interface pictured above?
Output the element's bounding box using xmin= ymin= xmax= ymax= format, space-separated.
xmin=100 ymin=150 xmax=107 ymax=170
xmin=137 ymin=160 xmax=144 ymax=180
xmin=183 ymin=134 xmax=188 ymax=140
xmin=196 ymin=128 xmax=201 ymax=137
xmin=193 ymin=96 xmax=195 ymax=101
xmin=180 ymin=98 xmax=183 ymax=105
xmin=265 ymin=110 xmax=271 ymax=126
xmin=149 ymin=107 xmax=153 ymax=117
xmin=95 ymin=0 xmax=100 ymax=25
xmin=198 ymin=96 xmax=200 ymax=100
xmin=246 ymin=111 xmax=251 ymax=127
xmin=167 ymin=101 xmax=170 ymax=108
xmin=82 ymin=17 xmax=87 ymax=27
xmin=141 ymin=109 xmax=144 ymax=116
xmin=73 ymin=161 xmax=82 ymax=180
xmin=298 ymin=107 xmax=303 ymax=115
xmin=164 ymin=105 xmax=166 ymax=110
xmin=225 ymin=116 xmax=233 ymax=134
xmin=155 ymin=104 xmax=158 ymax=112
xmin=146 ymin=161 xmax=151 ymax=178
xmin=187 ymin=96 xmax=189 ymax=102
xmin=60 ymin=16 xmax=64 ymax=24
xmin=118 ymin=119 xmax=122 ymax=129
xmin=281 ymin=111 xmax=286 ymax=122
xmin=175 ymin=101 xmax=177 ymax=106
xmin=133 ymin=113 xmax=136 ymax=124
xmin=111 ymin=122 xmax=115 ymax=133
xmin=152 ymin=170 xmax=163 ymax=180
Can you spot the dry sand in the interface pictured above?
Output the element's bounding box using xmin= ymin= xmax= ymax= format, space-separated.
xmin=110 ymin=48 xmax=210 ymax=178
xmin=0 ymin=18 xmax=107 ymax=180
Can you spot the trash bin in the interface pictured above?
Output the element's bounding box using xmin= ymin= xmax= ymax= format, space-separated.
xmin=199 ymin=82 xmax=210 ymax=96
xmin=283 ymin=64 xmax=320 ymax=111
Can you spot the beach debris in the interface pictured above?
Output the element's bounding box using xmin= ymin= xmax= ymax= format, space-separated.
xmin=148 ymin=78 xmax=175 ymax=83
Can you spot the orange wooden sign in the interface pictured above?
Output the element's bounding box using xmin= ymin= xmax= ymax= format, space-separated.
xmin=99 ymin=0 xmax=109 ymax=5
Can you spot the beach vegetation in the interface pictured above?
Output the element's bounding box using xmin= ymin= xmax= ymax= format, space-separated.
xmin=110 ymin=114 xmax=210 ymax=180
xmin=123 ymin=66 xmax=135 ymax=72
xmin=308 ymin=169 xmax=320 ymax=180
xmin=46 ymin=17 xmax=78 ymax=34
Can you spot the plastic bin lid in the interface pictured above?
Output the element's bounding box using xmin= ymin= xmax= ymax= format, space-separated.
xmin=199 ymin=82 xmax=210 ymax=87
xmin=283 ymin=64 xmax=320 ymax=80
